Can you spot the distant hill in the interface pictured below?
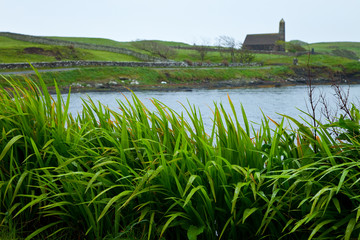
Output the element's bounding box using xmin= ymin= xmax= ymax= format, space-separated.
xmin=0 ymin=32 xmax=196 ymax=63
xmin=48 ymin=37 xmax=191 ymax=48
xmin=47 ymin=36 xmax=139 ymax=51
xmin=308 ymin=42 xmax=360 ymax=59
xmin=288 ymin=40 xmax=360 ymax=59
xmin=0 ymin=35 xmax=140 ymax=63
xmin=288 ymin=40 xmax=309 ymax=46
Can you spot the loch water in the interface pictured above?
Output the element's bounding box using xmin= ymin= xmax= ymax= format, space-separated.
xmin=63 ymin=84 xmax=360 ymax=131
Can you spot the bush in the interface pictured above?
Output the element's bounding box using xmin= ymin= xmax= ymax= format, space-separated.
xmin=287 ymin=42 xmax=307 ymax=53
xmin=222 ymin=59 xmax=229 ymax=66
xmin=183 ymin=59 xmax=193 ymax=66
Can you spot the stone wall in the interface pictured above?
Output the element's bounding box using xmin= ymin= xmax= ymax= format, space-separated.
xmin=248 ymin=50 xmax=310 ymax=56
xmin=172 ymin=45 xmax=311 ymax=56
xmin=0 ymin=60 xmax=262 ymax=70
xmin=186 ymin=62 xmax=262 ymax=67
xmin=0 ymin=32 xmax=163 ymax=62
xmin=0 ymin=61 xmax=186 ymax=70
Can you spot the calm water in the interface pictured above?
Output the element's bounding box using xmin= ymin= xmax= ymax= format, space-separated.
xmin=63 ymin=84 xmax=360 ymax=131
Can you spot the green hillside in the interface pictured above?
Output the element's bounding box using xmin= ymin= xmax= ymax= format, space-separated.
xmin=308 ymin=42 xmax=360 ymax=58
xmin=48 ymin=36 xmax=139 ymax=51
xmin=134 ymin=39 xmax=191 ymax=47
xmin=49 ymin=37 xmax=193 ymax=60
xmin=48 ymin=36 xmax=191 ymax=48
xmin=0 ymin=36 xmax=140 ymax=63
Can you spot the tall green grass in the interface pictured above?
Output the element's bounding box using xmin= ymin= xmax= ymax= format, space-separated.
xmin=0 ymin=72 xmax=360 ymax=239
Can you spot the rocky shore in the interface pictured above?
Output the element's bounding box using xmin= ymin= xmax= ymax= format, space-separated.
xmin=52 ymin=76 xmax=360 ymax=94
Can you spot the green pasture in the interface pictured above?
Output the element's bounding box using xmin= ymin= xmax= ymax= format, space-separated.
xmin=308 ymin=42 xmax=360 ymax=56
xmin=49 ymin=37 xmax=191 ymax=48
xmin=0 ymin=36 xmax=140 ymax=63
xmin=172 ymin=49 xmax=224 ymax=63
xmin=0 ymin=36 xmax=45 ymax=48
xmin=48 ymin=36 xmax=140 ymax=52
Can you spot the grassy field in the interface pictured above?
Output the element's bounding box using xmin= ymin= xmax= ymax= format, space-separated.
xmin=308 ymin=41 xmax=360 ymax=56
xmin=48 ymin=36 xmax=142 ymax=52
xmin=49 ymin=36 xmax=191 ymax=48
xmin=168 ymin=45 xmax=360 ymax=68
xmin=1 ymin=75 xmax=360 ymax=239
xmin=172 ymin=48 xmax=225 ymax=63
xmin=0 ymin=36 xmax=140 ymax=63
xmin=0 ymin=36 xmax=45 ymax=48
xmin=256 ymin=53 xmax=356 ymax=67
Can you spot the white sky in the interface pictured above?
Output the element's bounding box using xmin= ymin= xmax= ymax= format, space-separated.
xmin=1 ymin=0 xmax=359 ymax=44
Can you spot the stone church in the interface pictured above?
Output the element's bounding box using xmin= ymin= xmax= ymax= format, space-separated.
xmin=243 ymin=19 xmax=285 ymax=51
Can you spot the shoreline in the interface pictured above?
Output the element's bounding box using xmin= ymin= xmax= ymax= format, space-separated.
xmin=2 ymin=65 xmax=359 ymax=94
xmin=51 ymin=77 xmax=360 ymax=94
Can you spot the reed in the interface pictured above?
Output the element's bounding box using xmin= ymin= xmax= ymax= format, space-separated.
xmin=0 ymin=71 xmax=359 ymax=239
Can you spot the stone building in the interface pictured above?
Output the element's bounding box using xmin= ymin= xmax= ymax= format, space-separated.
xmin=243 ymin=19 xmax=285 ymax=51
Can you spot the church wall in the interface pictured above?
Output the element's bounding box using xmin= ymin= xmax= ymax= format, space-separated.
xmin=247 ymin=44 xmax=276 ymax=51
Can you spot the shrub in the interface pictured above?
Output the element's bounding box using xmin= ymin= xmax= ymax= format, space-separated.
xmin=287 ymin=42 xmax=307 ymax=53
xmin=222 ymin=59 xmax=229 ymax=66
xmin=184 ymin=59 xmax=193 ymax=66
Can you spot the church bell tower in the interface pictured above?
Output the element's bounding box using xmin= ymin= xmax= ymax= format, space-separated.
xmin=279 ymin=18 xmax=285 ymax=42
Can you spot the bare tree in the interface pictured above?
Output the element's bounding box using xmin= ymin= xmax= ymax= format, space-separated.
xmin=216 ymin=36 xmax=255 ymax=63
xmin=217 ymin=36 xmax=239 ymax=62
xmin=193 ymin=39 xmax=210 ymax=62
xmin=301 ymin=52 xmax=320 ymax=153
xmin=132 ymin=41 xmax=177 ymax=60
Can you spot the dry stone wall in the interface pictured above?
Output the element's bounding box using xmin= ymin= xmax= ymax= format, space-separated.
xmin=172 ymin=46 xmax=310 ymax=56
xmin=0 ymin=61 xmax=186 ymax=70
xmin=0 ymin=61 xmax=261 ymax=70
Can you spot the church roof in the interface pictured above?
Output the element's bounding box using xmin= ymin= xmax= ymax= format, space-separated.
xmin=243 ymin=33 xmax=280 ymax=46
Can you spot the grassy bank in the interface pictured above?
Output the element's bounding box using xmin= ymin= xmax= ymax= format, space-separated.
xmin=1 ymin=74 xmax=360 ymax=239
xmin=0 ymin=66 xmax=296 ymax=91
xmin=3 ymin=63 xmax=360 ymax=92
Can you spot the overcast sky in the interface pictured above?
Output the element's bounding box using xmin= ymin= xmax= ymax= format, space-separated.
xmin=1 ymin=0 xmax=359 ymax=44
